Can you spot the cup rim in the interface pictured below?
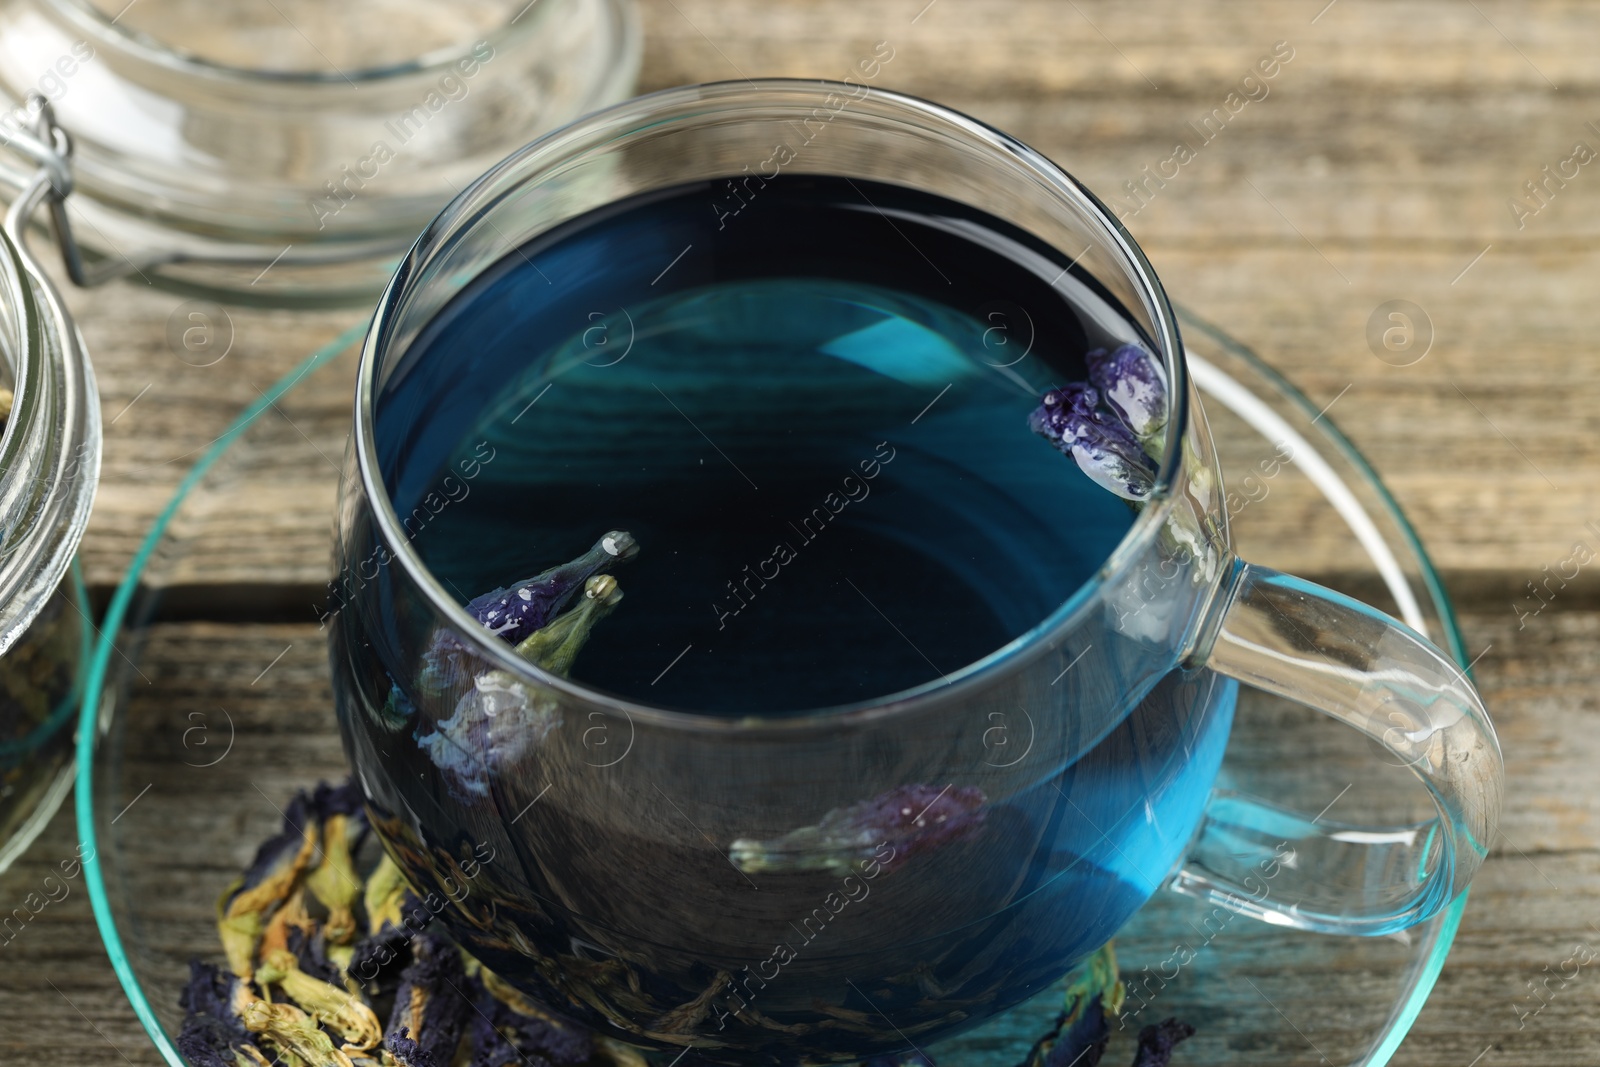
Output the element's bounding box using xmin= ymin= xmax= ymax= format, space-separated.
xmin=355 ymin=78 xmax=1194 ymax=732
xmin=44 ymin=0 xmax=553 ymax=85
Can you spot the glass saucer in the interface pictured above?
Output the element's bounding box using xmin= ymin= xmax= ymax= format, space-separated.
xmin=74 ymin=307 xmax=1474 ymax=1067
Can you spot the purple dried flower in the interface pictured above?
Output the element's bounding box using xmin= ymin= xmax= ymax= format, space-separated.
xmin=1085 ymin=344 xmax=1168 ymax=446
xmin=387 ymin=934 xmax=471 ymax=1067
xmin=1029 ymin=383 xmax=1156 ymax=502
xmin=285 ymin=925 xmax=342 ymax=986
xmin=1045 ymin=998 xmax=1109 ymax=1067
xmin=465 ymin=530 xmax=638 ymax=645
xmin=1129 ymin=1019 xmax=1195 ymax=1067
xmin=385 ymin=1027 xmax=437 ymax=1067
xmin=418 ymin=531 xmax=638 ymax=700
xmin=233 ymin=792 xmax=313 ymax=902
xmin=178 ymin=961 xmax=262 ymax=1067
xmin=419 ymin=575 xmax=625 ymax=799
xmin=731 ymin=783 xmax=986 ymax=875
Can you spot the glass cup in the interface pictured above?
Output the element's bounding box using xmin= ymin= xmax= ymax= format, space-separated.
xmin=330 ymin=80 xmax=1503 ymax=1063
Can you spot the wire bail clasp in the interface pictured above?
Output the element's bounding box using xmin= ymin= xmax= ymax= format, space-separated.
xmin=2 ymin=93 xmax=142 ymax=288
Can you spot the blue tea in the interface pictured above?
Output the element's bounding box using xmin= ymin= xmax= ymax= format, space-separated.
xmin=350 ymin=175 xmax=1236 ymax=1061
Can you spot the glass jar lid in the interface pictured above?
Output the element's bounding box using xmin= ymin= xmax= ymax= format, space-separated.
xmin=0 ymin=0 xmax=640 ymax=303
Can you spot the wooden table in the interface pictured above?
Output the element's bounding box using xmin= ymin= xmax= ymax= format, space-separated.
xmin=2 ymin=1 xmax=1596 ymax=1063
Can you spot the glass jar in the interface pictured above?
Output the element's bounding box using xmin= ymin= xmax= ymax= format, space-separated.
xmin=0 ymin=196 xmax=98 ymax=875
xmin=0 ymin=0 xmax=641 ymax=303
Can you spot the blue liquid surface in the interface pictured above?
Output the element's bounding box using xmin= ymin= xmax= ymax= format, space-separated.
xmin=385 ymin=176 xmax=1145 ymax=714
xmin=354 ymin=176 xmax=1238 ymax=1061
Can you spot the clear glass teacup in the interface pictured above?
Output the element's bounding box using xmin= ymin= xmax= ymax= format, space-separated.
xmin=330 ymin=80 xmax=1503 ymax=1063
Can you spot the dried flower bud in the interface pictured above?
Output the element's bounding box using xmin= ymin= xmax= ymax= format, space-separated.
xmin=306 ymin=812 xmax=363 ymax=946
xmin=512 ymin=574 xmax=624 ymax=674
xmin=386 ymin=934 xmax=470 ymax=1067
xmin=420 ymin=574 xmax=625 ymax=797
xmin=730 ymin=784 xmax=986 ymax=875
xmin=466 ymin=530 xmax=637 ymax=645
xmin=257 ymin=947 xmax=384 ymax=1052
xmin=1130 ymin=1019 xmax=1195 ymax=1067
xmin=383 ymin=1026 xmax=437 ymax=1067
xmin=417 ymin=532 xmax=639 ymax=700
xmin=219 ymin=794 xmax=319 ymax=977
xmin=242 ymin=996 xmax=358 ymax=1067
xmin=1085 ymin=344 xmax=1168 ymax=447
xmin=178 ymin=961 xmax=264 ymax=1067
xmin=1029 ymin=383 xmax=1156 ymax=502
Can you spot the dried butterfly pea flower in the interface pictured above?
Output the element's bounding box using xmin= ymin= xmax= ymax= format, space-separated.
xmin=385 ymin=934 xmax=471 ymax=1067
xmin=729 ymin=783 xmax=986 ymax=875
xmin=418 ymin=531 xmax=639 ymax=698
xmin=1085 ymin=344 xmax=1167 ymax=451
xmin=178 ymin=960 xmax=265 ymax=1067
xmin=1029 ymin=383 xmax=1156 ymax=503
xmin=286 ymin=925 xmax=345 ymax=987
xmin=306 ymin=810 xmax=363 ymax=947
xmin=468 ymin=530 xmax=638 ymax=644
xmin=219 ymin=792 xmax=319 ymax=977
xmin=256 ymin=947 xmax=384 ymax=1053
xmin=351 ymin=856 xmax=422 ymax=987
xmin=382 ymin=1026 xmax=436 ymax=1067
xmin=241 ymin=995 xmax=358 ymax=1067
xmin=418 ymin=574 xmax=625 ymax=798
xmin=1129 ymin=1019 xmax=1195 ymax=1067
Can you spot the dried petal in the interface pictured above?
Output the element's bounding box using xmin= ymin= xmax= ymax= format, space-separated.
xmin=1085 ymin=344 xmax=1167 ymax=446
xmin=1029 ymin=384 xmax=1156 ymax=502
xmin=257 ymin=948 xmax=384 ymax=1053
xmin=730 ymin=784 xmax=986 ymax=875
xmin=1129 ymin=1019 xmax=1195 ymax=1067
xmin=219 ymin=794 xmax=319 ymax=977
xmin=241 ymin=996 xmax=357 ymax=1067
xmin=306 ymin=812 xmax=363 ymax=946
xmin=383 ymin=1026 xmax=437 ymax=1067
xmin=386 ymin=934 xmax=471 ymax=1067
xmin=179 ymin=960 xmax=265 ymax=1067
xmin=1046 ymin=999 xmax=1109 ymax=1067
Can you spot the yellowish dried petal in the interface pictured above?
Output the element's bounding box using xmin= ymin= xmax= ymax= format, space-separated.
xmin=362 ymin=854 xmax=407 ymax=935
xmin=258 ymin=948 xmax=383 ymax=1053
xmin=242 ymin=996 xmax=356 ymax=1067
xmin=219 ymin=820 xmax=319 ymax=977
xmin=306 ymin=814 xmax=362 ymax=945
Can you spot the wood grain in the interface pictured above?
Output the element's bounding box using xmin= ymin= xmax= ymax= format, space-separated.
xmin=0 ymin=607 xmax=1587 ymax=1066
xmin=61 ymin=0 xmax=1600 ymax=603
xmin=5 ymin=2 xmax=1595 ymax=1065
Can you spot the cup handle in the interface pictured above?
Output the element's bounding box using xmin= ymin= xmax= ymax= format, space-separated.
xmin=1173 ymin=559 xmax=1504 ymax=936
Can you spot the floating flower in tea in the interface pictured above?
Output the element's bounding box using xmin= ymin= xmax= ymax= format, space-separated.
xmin=416 ymin=530 xmax=639 ymax=700
xmin=417 ymin=572 xmax=625 ymax=798
xmin=729 ymin=783 xmax=986 ymax=875
xmin=1028 ymin=345 xmax=1168 ymax=501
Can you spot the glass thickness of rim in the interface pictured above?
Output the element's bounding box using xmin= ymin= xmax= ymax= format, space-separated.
xmin=355 ymin=78 xmax=1202 ymax=730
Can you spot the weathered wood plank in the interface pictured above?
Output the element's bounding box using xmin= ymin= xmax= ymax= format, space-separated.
xmin=0 ymin=605 xmax=1585 ymax=1065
